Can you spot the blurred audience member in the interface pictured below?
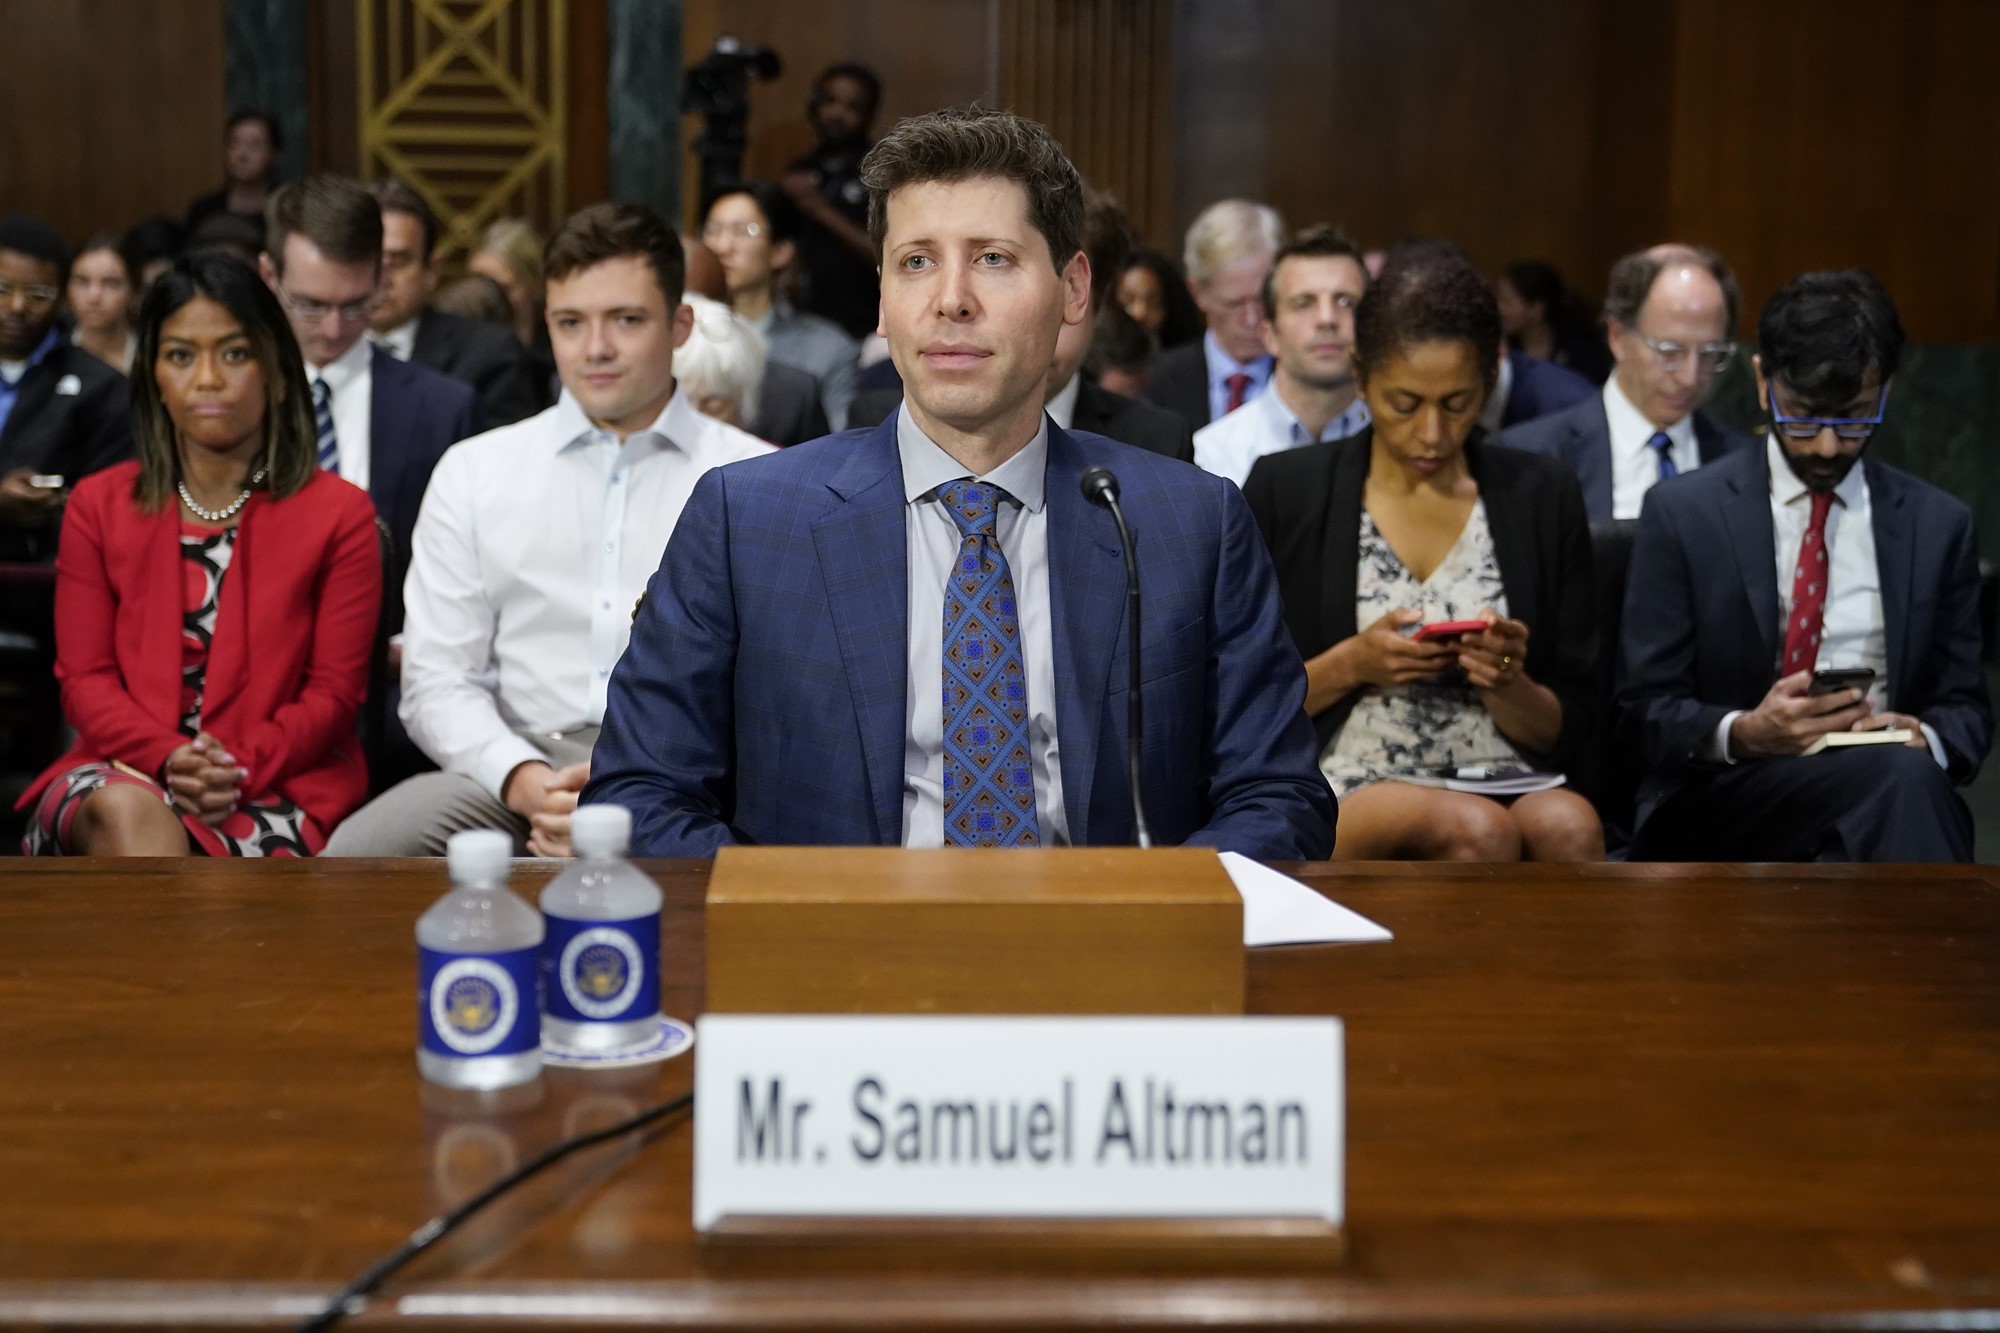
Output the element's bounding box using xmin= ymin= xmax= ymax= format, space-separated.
xmin=259 ymin=174 xmax=477 ymax=638
xmin=704 ymin=180 xmax=859 ymax=430
xmin=185 ymin=213 xmax=263 ymax=267
xmin=67 ymin=233 xmax=136 ymax=373
xmin=782 ymin=61 xmax=883 ymax=339
xmin=1502 ymin=244 xmax=1753 ymax=522
xmin=1117 ymin=249 xmax=1204 ymax=349
xmin=681 ymin=235 xmax=823 ymax=444
xmin=325 ymin=204 xmax=773 ymax=857
xmin=18 ymin=251 xmax=378 ymax=857
xmin=1195 ymin=224 xmax=1369 ymax=486
xmin=1478 ymin=334 xmax=1596 ymax=437
xmin=431 ymin=273 xmax=513 ymax=326
xmin=184 ymin=109 xmax=283 ymax=234
xmin=681 ymin=235 xmax=728 ymax=301
xmin=0 ymin=215 xmax=132 ymax=563
xmin=1243 ymin=240 xmax=1601 ymax=862
xmin=369 ymin=180 xmax=543 ymax=427
xmin=469 ymin=217 xmax=556 ymax=394
xmin=1497 ymin=260 xmax=1611 ymax=383
xmin=1620 ymin=270 xmax=1990 ymax=863
xmin=847 ymin=191 xmax=1192 ymax=462
xmin=121 ymin=217 xmax=186 ymax=296
xmin=677 ymin=294 xmax=766 ymax=429
xmin=1085 ymin=302 xmax=1153 ymax=399
xmin=1146 ymin=199 xmax=1287 ymax=433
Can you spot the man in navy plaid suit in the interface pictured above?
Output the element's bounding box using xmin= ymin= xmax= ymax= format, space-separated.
xmin=584 ymin=107 xmax=1333 ymax=859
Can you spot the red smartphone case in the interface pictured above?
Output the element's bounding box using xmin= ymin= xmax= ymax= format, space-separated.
xmin=1413 ymin=619 xmax=1490 ymax=642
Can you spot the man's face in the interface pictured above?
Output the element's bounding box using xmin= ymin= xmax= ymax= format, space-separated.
xmin=810 ymin=75 xmax=874 ymax=148
xmin=702 ymin=193 xmax=787 ymax=303
xmin=1758 ymin=359 xmax=1883 ymax=494
xmin=371 ymin=209 xmax=437 ymax=333
xmin=226 ymin=120 xmax=274 ymax=185
xmin=1192 ymin=251 xmax=1272 ymax=365
xmin=261 ymin=233 xmax=380 ymax=367
xmin=546 ymin=254 xmax=691 ymax=436
xmin=0 ymin=248 xmax=62 ymax=359
xmin=881 ymin=176 xmax=1088 ymax=439
xmin=1608 ymin=264 xmax=1730 ymax=430
xmin=1262 ymin=253 xmax=1366 ymax=391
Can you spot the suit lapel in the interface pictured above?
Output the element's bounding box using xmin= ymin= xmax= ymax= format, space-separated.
xmin=1866 ymin=461 xmax=1917 ymax=709
xmin=1722 ymin=452 xmax=1783 ymax=676
xmin=1316 ymin=438 xmax=1369 ymax=649
xmin=810 ymin=420 xmax=911 ymax=844
xmin=0 ymin=357 xmax=61 ymax=459
xmin=1576 ymin=402 xmax=1615 ymax=520
xmin=1693 ymin=412 xmax=1732 ymax=464
xmin=136 ymin=501 xmax=186 ymax=724
xmin=1467 ymin=438 xmax=1536 ymax=626
xmin=1043 ymin=426 xmax=1126 ymax=843
xmin=197 ymin=497 xmax=260 ymax=720
xmin=366 ymin=346 xmax=399 ymax=509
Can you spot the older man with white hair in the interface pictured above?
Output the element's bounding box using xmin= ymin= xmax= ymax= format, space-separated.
xmin=1144 ymin=198 xmax=1287 ymax=434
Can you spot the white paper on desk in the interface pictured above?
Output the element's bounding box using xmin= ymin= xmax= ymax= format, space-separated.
xmin=1219 ymin=851 xmax=1393 ymax=947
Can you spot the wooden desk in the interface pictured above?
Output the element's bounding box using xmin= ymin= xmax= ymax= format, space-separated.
xmin=1 ymin=859 xmax=1997 ymax=1330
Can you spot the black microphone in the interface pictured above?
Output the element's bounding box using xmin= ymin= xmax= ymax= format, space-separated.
xmin=1079 ymin=466 xmax=1152 ymax=849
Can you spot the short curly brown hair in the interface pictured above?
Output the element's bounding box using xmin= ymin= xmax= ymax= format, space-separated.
xmin=860 ymin=106 xmax=1082 ymax=276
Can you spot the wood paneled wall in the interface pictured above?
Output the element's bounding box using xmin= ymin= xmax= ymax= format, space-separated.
xmin=0 ymin=0 xmax=226 ymax=246
xmin=1171 ymin=0 xmax=2000 ymax=343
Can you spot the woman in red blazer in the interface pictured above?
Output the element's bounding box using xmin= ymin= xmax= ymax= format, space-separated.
xmin=19 ymin=251 xmax=380 ymax=856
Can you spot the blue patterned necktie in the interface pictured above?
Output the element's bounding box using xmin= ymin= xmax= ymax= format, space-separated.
xmin=937 ymin=479 xmax=1040 ymax=847
xmin=313 ymin=377 xmax=339 ymax=474
xmin=1648 ymin=430 xmax=1677 ymax=481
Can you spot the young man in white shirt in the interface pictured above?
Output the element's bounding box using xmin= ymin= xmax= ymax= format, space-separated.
xmin=326 ymin=203 xmax=774 ymax=856
xmin=1194 ymin=224 xmax=1370 ymax=487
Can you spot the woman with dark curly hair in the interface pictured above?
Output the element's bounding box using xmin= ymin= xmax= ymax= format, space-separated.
xmin=1243 ymin=241 xmax=1603 ymax=861
xmin=18 ymin=251 xmax=380 ymax=857
xmin=1117 ymin=248 xmax=1206 ymax=350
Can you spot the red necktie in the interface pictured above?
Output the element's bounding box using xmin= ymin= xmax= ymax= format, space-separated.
xmin=1224 ymin=372 xmax=1252 ymax=414
xmin=1781 ymin=490 xmax=1836 ymax=674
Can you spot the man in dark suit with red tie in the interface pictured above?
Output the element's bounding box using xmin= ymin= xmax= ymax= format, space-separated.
xmin=1618 ymin=271 xmax=1990 ymax=862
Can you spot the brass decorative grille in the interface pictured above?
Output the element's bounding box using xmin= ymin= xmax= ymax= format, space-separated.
xmin=357 ymin=0 xmax=568 ymax=254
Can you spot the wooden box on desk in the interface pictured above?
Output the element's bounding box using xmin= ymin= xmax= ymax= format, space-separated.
xmin=704 ymin=846 xmax=1243 ymax=1015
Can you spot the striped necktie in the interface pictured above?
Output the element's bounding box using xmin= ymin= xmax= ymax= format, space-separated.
xmin=313 ymin=377 xmax=339 ymax=475
xmin=1648 ymin=430 xmax=1677 ymax=481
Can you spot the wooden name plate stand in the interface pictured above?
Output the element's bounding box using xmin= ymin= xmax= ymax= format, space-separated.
xmin=700 ymin=846 xmax=1344 ymax=1265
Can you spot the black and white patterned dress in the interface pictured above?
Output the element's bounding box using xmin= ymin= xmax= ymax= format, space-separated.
xmin=1320 ymin=501 xmax=1526 ymax=798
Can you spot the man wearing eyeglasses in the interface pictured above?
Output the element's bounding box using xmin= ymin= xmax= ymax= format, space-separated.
xmin=0 ymin=214 xmax=132 ymax=562
xmin=1617 ymin=270 xmax=1991 ymax=863
xmin=259 ymin=174 xmax=477 ymax=642
xmin=1502 ymin=243 xmax=1754 ymax=522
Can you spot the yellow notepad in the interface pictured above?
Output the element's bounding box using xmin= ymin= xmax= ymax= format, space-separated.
xmin=1802 ymin=728 xmax=1915 ymax=757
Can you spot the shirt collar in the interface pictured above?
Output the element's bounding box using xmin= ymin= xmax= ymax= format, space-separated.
xmin=1765 ymin=432 xmax=1867 ymax=510
xmin=1263 ymin=375 xmax=1369 ymax=444
xmin=1046 ymin=372 xmax=1082 ymax=431
xmin=553 ymin=382 xmax=701 ymax=458
xmin=372 ymin=317 xmax=419 ymax=361
xmin=1203 ymin=330 xmax=1271 ymax=386
xmin=1 ymin=326 xmax=61 ymax=384
xmin=308 ymin=334 xmax=374 ymax=388
xmin=1603 ymin=372 xmax=1695 ymax=456
xmin=896 ymin=402 xmax=1049 ymax=514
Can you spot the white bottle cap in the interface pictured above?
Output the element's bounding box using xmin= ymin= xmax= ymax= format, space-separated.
xmin=571 ymin=803 xmax=632 ymax=857
xmin=446 ymin=828 xmax=513 ymax=885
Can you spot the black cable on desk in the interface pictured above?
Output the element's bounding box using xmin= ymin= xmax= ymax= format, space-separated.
xmin=296 ymin=1088 xmax=695 ymax=1332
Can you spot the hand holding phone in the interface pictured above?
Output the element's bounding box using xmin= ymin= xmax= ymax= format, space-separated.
xmin=1412 ymin=619 xmax=1491 ymax=643
xmin=26 ymin=474 xmax=63 ymax=490
xmin=1808 ymin=666 xmax=1875 ymax=697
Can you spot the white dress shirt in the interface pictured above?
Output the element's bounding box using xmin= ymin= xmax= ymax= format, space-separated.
xmin=308 ymin=336 xmax=376 ymax=491
xmin=373 ymin=318 xmax=418 ymax=361
xmin=1045 ymin=371 xmax=1082 ymax=431
xmin=898 ymin=405 xmax=1069 ymax=846
xmin=1192 ymin=375 xmax=1371 ymax=487
xmin=1708 ymin=435 xmax=1943 ymax=767
xmin=400 ymin=385 xmax=775 ymax=797
xmin=1605 ymin=375 xmax=1699 ymax=521
xmin=1201 ymin=330 xmax=1273 ymax=423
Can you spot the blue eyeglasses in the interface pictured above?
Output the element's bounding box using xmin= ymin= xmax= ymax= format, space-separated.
xmin=1769 ymin=387 xmax=1888 ymax=441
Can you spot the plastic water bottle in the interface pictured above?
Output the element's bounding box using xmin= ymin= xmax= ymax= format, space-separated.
xmin=539 ymin=805 xmax=662 ymax=1054
xmin=417 ymin=829 xmax=544 ymax=1089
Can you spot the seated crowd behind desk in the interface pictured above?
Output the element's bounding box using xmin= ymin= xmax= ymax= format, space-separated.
xmin=5 ymin=110 xmax=1992 ymax=863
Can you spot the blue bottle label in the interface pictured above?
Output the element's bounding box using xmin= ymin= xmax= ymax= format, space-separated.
xmin=541 ymin=911 xmax=660 ymax=1024
xmin=419 ymin=945 xmax=541 ymax=1058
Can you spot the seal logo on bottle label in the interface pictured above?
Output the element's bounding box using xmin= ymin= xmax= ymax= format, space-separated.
xmin=430 ymin=958 xmax=518 ymax=1054
xmin=560 ymin=927 xmax=644 ymax=1019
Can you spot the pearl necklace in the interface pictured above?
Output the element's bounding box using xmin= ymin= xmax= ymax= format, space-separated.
xmin=178 ymin=467 xmax=268 ymax=524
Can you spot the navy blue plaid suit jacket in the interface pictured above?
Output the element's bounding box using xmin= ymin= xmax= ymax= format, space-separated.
xmin=583 ymin=416 xmax=1334 ymax=859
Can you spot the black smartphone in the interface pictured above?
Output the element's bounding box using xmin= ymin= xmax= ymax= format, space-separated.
xmin=1808 ymin=666 xmax=1876 ymax=697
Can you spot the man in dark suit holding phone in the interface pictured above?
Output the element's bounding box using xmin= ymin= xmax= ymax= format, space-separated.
xmin=1618 ymin=271 xmax=1991 ymax=862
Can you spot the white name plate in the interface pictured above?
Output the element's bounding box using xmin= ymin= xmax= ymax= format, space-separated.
xmin=693 ymin=1015 xmax=1343 ymax=1231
